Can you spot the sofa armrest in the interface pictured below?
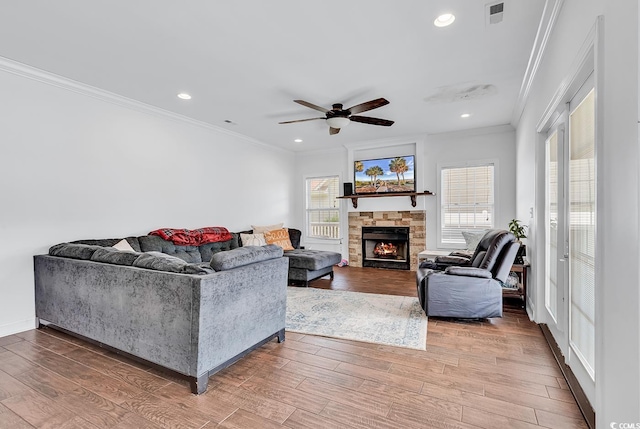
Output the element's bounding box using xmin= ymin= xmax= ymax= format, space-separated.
xmin=434 ymin=255 xmax=471 ymax=266
xmin=210 ymin=245 xmax=283 ymax=271
xmin=444 ymin=266 xmax=493 ymax=278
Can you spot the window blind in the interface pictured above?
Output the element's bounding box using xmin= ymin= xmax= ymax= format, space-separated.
xmin=440 ymin=164 xmax=495 ymax=245
xmin=569 ymin=88 xmax=596 ymax=378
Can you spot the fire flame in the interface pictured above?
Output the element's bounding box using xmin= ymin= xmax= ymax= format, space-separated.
xmin=373 ymin=242 xmax=398 ymax=256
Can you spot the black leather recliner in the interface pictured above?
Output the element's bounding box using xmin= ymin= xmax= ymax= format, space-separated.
xmin=416 ymin=229 xmax=520 ymax=318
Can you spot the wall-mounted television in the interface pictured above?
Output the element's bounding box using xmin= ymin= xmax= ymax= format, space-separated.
xmin=354 ymin=155 xmax=416 ymax=194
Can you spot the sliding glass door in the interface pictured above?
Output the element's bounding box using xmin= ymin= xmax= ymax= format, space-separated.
xmin=542 ymin=75 xmax=596 ymax=401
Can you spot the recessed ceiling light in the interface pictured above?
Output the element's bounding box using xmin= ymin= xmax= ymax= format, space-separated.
xmin=461 ymin=113 xmax=471 ymax=118
xmin=434 ymin=13 xmax=455 ymax=27
xmin=177 ymin=93 xmax=192 ymax=100
xmin=294 ymin=139 xmax=303 ymax=143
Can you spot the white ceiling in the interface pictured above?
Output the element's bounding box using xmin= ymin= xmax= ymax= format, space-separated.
xmin=0 ymin=1 xmax=545 ymax=152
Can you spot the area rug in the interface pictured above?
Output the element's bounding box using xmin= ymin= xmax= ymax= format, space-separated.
xmin=286 ymin=287 xmax=427 ymax=350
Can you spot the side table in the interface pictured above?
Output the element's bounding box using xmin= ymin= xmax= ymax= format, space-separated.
xmin=505 ymin=262 xmax=529 ymax=305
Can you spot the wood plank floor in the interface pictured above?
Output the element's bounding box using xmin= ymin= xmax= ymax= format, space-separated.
xmin=0 ymin=267 xmax=587 ymax=429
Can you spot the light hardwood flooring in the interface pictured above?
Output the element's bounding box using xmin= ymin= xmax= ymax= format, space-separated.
xmin=0 ymin=267 xmax=587 ymax=428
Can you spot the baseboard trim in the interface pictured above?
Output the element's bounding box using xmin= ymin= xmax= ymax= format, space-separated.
xmin=0 ymin=318 xmax=37 ymax=338
xmin=539 ymin=323 xmax=595 ymax=429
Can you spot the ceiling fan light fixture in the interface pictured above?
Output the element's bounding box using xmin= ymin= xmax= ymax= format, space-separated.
xmin=326 ymin=117 xmax=350 ymax=129
xmin=434 ymin=13 xmax=455 ymax=27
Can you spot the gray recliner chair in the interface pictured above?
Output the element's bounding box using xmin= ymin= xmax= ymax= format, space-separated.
xmin=416 ymin=229 xmax=520 ymax=318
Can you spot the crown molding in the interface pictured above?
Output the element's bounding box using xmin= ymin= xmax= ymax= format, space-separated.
xmin=511 ymin=0 xmax=566 ymax=127
xmin=0 ymin=56 xmax=290 ymax=154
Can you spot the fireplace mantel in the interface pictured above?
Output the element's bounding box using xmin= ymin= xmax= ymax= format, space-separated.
xmin=337 ymin=191 xmax=434 ymax=208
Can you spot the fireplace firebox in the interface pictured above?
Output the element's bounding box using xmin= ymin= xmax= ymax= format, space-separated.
xmin=361 ymin=226 xmax=410 ymax=270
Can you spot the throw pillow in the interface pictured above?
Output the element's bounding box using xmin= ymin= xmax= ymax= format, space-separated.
xmin=240 ymin=233 xmax=267 ymax=246
xmin=462 ymin=230 xmax=486 ymax=251
xmin=263 ymin=228 xmax=294 ymax=251
xmin=251 ymin=223 xmax=284 ymax=233
xmin=112 ymin=238 xmax=135 ymax=252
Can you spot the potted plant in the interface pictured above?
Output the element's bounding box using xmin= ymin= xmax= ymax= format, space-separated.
xmin=508 ymin=219 xmax=528 ymax=264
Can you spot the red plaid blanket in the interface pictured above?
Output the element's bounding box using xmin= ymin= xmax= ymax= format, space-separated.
xmin=149 ymin=227 xmax=232 ymax=246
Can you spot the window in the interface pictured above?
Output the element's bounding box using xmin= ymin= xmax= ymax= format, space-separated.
xmin=439 ymin=163 xmax=495 ymax=246
xmin=306 ymin=176 xmax=340 ymax=239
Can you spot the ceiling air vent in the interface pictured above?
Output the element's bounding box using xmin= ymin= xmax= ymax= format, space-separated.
xmin=486 ymin=2 xmax=504 ymax=25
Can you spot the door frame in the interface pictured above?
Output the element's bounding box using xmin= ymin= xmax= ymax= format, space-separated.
xmin=534 ymin=17 xmax=603 ymax=405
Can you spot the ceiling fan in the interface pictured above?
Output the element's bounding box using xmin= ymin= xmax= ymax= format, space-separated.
xmin=279 ymin=98 xmax=394 ymax=135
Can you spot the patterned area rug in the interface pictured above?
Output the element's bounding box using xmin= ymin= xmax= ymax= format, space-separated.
xmin=286 ymin=287 xmax=427 ymax=350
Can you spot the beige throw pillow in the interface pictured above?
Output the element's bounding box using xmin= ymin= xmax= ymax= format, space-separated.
xmin=263 ymin=228 xmax=294 ymax=251
xmin=240 ymin=233 xmax=267 ymax=246
xmin=462 ymin=230 xmax=486 ymax=251
xmin=251 ymin=223 xmax=284 ymax=233
xmin=113 ymin=239 xmax=135 ymax=252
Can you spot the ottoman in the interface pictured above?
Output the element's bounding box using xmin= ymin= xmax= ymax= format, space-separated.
xmin=284 ymin=249 xmax=342 ymax=287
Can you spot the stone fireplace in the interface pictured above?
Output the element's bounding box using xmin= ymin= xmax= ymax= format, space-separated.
xmin=348 ymin=211 xmax=425 ymax=271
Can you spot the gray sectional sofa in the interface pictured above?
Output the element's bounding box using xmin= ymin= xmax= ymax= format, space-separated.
xmin=34 ymin=233 xmax=289 ymax=394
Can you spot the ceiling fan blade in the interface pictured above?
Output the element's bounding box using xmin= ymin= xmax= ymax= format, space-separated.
xmin=294 ymin=100 xmax=329 ymax=113
xmin=278 ymin=117 xmax=325 ymax=124
xmin=346 ymin=98 xmax=389 ymax=114
xmin=329 ymin=127 xmax=340 ymax=135
xmin=350 ymin=116 xmax=394 ymax=126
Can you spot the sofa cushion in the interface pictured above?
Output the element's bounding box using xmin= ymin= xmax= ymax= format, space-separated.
xmin=90 ymin=247 xmax=140 ymax=266
xmin=49 ymin=243 xmax=103 ymax=260
xmin=471 ymin=251 xmax=487 ymax=267
xmin=263 ymin=228 xmax=294 ymax=251
xmin=183 ymin=263 xmax=215 ymax=275
xmin=133 ymin=251 xmax=188 ymax=273
xmin=138 ymin=235 xmax=202 ymax=263
xmin=287 ymin=228 xmax=302 ymax=249
xmin=198 ymin=234 xmax=239 ymax=262
xmin=132 ymin=251 xmax=211 ymax=274
xmin=189 ymin=262 xmax=216 ymax=275
xmin=284 ymin=249 xmax=342 ymax=271
xmin=210 ymin=245 xmax=283 ymax=271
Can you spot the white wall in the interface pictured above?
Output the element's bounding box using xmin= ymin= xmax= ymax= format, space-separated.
xmin=422 ymin=125 xmax=517 ymax=250
xmin=294 ymin=126 xmax=517 ymax=258
xmin=515 ymin=0 xmax=640 ymax=424
xmin=0 ymin=64 xmax=295 ymax=337
xmin=293 ymin=147 xmax=348 ymax=253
